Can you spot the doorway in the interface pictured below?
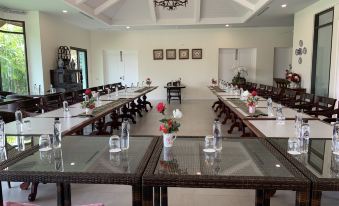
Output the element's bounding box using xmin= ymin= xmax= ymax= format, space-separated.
xmin=273 ymin=47 xmax=292 ymax=78
xmin=103 ymin=50 xmax=138 ymax=86
xmin=70 ymin=47 xmax=89 ymax=89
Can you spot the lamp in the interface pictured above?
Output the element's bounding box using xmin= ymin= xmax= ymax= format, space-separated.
xmin=154 ymin=0 xmax=188 ymax=10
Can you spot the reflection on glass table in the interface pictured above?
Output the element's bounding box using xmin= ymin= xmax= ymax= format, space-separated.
xmin=143 ymin=137 xmax=309 ymax=206
xmin=268 ymin=137 xmax=339 ymax=206
xmin=0 ymin=136 xmax=157 ymax=206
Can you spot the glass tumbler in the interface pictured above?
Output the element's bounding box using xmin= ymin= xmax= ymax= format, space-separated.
xmin=203 ymin=135 xmax=216 ymax=153
xmin=39 ymin=134 xmax=52 ymax=151
xmin=23 ymin=120 xmax=31 ymax=131
xmin=109 ymin=135 xmax=121 ymax=153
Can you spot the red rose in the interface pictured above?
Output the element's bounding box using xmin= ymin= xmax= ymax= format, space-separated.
xmin=159 ymin=124 xmax=168 ymax=133
xmin=89 ymin=104 xmax=95 ymax=109
xmin=251 ymin=91 xmax=257 ymax=96
xmin=167 ymin=119 xmax=173 ymax=127
xmin=85 ymin=89 xmax=92 ymax=96
xmin=157 ymin=102 xmax=166 ymax=114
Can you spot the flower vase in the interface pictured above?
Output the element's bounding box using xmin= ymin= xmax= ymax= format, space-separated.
xmin=85 ymin=108 xmax=93 ymax=115
xmin=249 ymin=106 xmax=256 ymax=114
xmin=163 ymin=147 xmax=174 ymax=161
xmin=163 ymin=133 xmax=176 ymax=148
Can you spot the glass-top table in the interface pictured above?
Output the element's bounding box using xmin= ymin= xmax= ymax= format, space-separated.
xmin=0 ymin=135 xmax=158 ymax=206
xmin=142 ymin=137 xmax=309 ymax=206
xmin=268 ymin=138 xmax=339 ymax=206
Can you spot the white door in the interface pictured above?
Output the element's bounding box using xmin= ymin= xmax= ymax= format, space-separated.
xmin=103 ymin=50 xmax=138 ymax=85
xmin=273 ymin=48 xmax=292 ymax=79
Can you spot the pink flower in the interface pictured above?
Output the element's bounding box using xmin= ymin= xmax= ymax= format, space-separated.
xmin=251 ymin=91 xmax=257 ymax=97
xmin=157 ymin=102 xmax=166 ymax=114
xmin=160 ymin=124 xmax=168 ymax=133
xmin=85 ymin=89 xmax=92 ymax=96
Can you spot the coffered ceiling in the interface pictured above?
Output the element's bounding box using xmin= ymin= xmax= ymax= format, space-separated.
xmin=0 ymin=0 xmax=319 ymax=30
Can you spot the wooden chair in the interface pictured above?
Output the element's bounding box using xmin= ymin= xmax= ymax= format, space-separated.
xmin=17 ymin=98 xmax=45 ymax=117
xmin=245 ymin=82 xmax=252 ymax=91
xmin=42 ymin=93 xmax=63 ymax=111
xmin=271 ymin=87 xmax=283 ymax=101
xmin=263 ymin=86 xmax=273 ymax=98
xmin=323 ymin=108 xmax=339 ymax=123
xmin=279 ymin=89 xmax=297 ymax=107
xmin=257 ymin=84 xmax=266 ymax=96
xmin=306 ymin=96 xmax=337 ymax=118
xmin=291 ymin=93 xmax=315 ymax=112
xmin=250 ymin=83 xmax=257 ymax=92
xmin=62 ymin=91 xmax=76 ymax=105
xmin=166 ymin=82 xmax=182 ymax=104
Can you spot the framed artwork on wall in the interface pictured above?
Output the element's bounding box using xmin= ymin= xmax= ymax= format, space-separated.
xmin=179 ymin=49 xmax=189 ymax=59
xmin=192 ymin=49 xmax=202 ymax=59
xmin=166 ymin=49 xmax=176 ymax=60
xmin=153 ymin=49 xmax=164 ymax=60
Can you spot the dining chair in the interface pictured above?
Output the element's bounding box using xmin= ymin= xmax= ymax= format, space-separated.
xmin=257 ymin=84 xmax=266 ymax=96
xmin=291 ymin=93 xmax=315 ymax=112
xmin=306 ymin=96 xmax=337 ymax=118
xmin=17 ymin=98 xmax=45 ymax=117
xmin=166 ymin=82 xmax=182 ymax=104
xmin=62 ymin=91 xmax=76 ymax=105
xmin=42 ymin=93 xmax=63 ymax=111
xmin=271 ymin=87 xmax=282 ymax=101
xmin=279 ymin=89 xmax=297 ymax=107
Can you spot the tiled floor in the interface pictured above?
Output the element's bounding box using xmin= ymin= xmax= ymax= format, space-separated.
xmin=1 ymin=99 xmax=338 ymax=205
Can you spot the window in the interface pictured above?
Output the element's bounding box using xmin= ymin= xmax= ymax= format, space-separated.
xmin=311 ymin=8 xmax=334 ymax=97
xmin=70 ymin=47 xmax=89 ymax=89
xmin=0 ymin=18 xmax=29 ymax=94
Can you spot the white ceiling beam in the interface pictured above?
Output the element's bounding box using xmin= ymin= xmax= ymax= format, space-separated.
xmin=241 ymin=0 xmax=271 ymax=23
xmin=76 ymin=0 xmax=90 ymax=5
xmin=148 ymin=0 xmax=157 ymax=23
xmin=194 ymin=0 xmax=201 ymax=23
xmin=94 ymin=0 xmax=124 ymax=15
xmin=231 ymin=0 xmax=255 ymax=10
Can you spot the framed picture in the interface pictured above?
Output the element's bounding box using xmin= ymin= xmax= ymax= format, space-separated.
xmin=179 ymin=49 xmax=189 ymax=60
xmin=166 ymin=49 xmax=176 ymax=60
xmin=153 ymin=49 xmax=163 ymax=60
xmin=192 ymin=49 xmax=202 ymax=59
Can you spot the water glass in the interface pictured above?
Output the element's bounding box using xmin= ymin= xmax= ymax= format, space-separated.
xmin=39 ymin=134 xmax=52 ymax=151
xmin=17 ymin=136 xmax=25 ymax=151
xmin=63 ymin=101 xmax=69 ymax=112
xmin=109 ymin=152 xmax=121 ymax=166
xmin=23 ymin=120 xmax=31 ymax=131
xmin=39 ymin=150 xmax=52 ymax=163
xmin=0 ymin=149 xmax=7 ymax=162
xmin=203 ymin=135 xmax=216 ymax=153
xmin=109 ymin=135 xmax=121 ymax=153
xmin=288 ymin=137 xmax=301 ymax=155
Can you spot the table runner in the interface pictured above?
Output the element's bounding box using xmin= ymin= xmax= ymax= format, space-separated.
xmin=134 ymin=87 xmax=151 ymax=93
xmin=79 ymin=99 xmax=126 ymax=117
xmin=228 ymin=99 xmax=265 ymax=116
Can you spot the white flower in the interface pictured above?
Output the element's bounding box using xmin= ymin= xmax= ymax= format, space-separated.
xmin=173 ymin=109 xmax=183 ymax=119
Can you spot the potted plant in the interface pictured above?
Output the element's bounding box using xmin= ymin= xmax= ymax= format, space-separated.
xmin=246 ymin=91 xmax=258 ymax=114
xmin=285 ymin=66 xmax=301 ymax=88
xmin=156 ymin=102 xmax=182 ymax=147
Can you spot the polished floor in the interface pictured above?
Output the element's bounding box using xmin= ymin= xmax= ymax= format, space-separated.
xmin=1 ymin=100 xmax=339 ymax=206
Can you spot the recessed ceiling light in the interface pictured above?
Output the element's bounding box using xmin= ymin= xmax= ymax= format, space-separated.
xmin=225 ymin=24 xmax=230 ymax=27
xmin=281 ymin=4 xmax=287 ymax=8
xmin=126 ymin=26 xmax=131 ymax=29
xmin=62 ymin=10 xmax=68 ymax=13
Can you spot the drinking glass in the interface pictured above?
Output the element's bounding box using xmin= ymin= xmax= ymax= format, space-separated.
xmin=109 ymin=135 xmax=121 ymax=153
xmin=203 ymin=135 xmax=216 ymax=153
xmin=39 ymin=134 xmax=52 ymax=151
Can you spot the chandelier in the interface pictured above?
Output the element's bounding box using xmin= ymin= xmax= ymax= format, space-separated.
xmin=154 ymin=0 xmax=188 ymax=11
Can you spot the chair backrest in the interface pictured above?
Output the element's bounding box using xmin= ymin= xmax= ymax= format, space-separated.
xmin=0 ymin=111 xmax=15 ymax=123
xmin=300 ymin=93 xmax=315 ymax=103
xmin=272 ymin=87 xmax=282 ymax=96
xmin=266 ymin=85 xmax=273 ymax=92
xmin=42 ymin=93 xmax=63 ymax=111
xmin=6 ymin=94 xmax=32 ymax=101
xmin=62 ymin=91 xmax=76 ymax=104
xmin=315 ymin=96 xmax=337 ymax=111
xmin=17 ymin=98 xmax=43 ymax=114
xmin=251 ymin=83 xmax=257 ymax=89
xmin=283 ymin=89 xmax=297 ymax=99
xmin=259 ymin=84 xmax=266 ymax=90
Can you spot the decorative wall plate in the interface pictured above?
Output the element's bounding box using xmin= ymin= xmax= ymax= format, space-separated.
xmin=303 ymin=47 xmax=307 ymax=54
xmin=298 ymin=57 xmax=302 ymax=64
xmin=153 ymin=49 xmax=163 ymax=60
xmin=179 ymin=49 xmax=189 ymax=59
xmin=192 ymin=49 xmax=202 ymax=59
xmin=299 ymin=40 xmax=303 ymax=47
xmin=166 ymin=49 xmax=176 ymax=60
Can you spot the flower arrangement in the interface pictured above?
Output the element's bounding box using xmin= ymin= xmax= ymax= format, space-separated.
xmin=81 ymin=97 xmax=96 ymax=109
xmin=232 ymin=66 xmax=247 ymax=85
xmin=84 ymin=89 xmax=92 ymax=98
xmin=285 ymin=64 xmax=301 ymax=84
xmin=157 ymin=102 xmax=182 ymax=134
xmin=246 ymin=91 xmax=259 ymax=107
xmin=146 ymin=78 xmax=152 ymax=86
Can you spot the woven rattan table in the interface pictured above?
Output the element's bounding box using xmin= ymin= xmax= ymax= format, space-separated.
xmin=0 ymin=135 xmax=158 ymax=206
xmin=267 ymin=138 xmax=339 ymax=206
xmin=142 ymin=137 xmax=310 ymax=206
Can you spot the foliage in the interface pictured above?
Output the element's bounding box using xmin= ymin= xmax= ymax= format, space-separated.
xmin=0 ymin=28 xmax=28 ymax=94
xmin=156 ymin=102 xmax=182 ymax=134
xmin=81 ymin=97 xmax=96 ymax=109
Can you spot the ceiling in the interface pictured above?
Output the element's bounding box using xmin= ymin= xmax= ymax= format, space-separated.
xmin=0 ymin=0 xmax=319 ymax=30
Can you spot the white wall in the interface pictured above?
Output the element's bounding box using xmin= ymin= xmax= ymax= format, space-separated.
xmin=39 ymin=12 xmax=91 ymax=91
xmin=218 ymin=48 xmax=257 ymax=83
xmin=292 ymin=0 xmax=339 ymax=99
xmin=90 ymin=27 xmax=293 ymax=100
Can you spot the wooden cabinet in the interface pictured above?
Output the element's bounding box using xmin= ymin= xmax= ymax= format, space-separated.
xmin=50 ymin=69 xmax=83 ymax=92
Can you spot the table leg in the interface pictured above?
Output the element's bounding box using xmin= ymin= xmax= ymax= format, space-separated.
xmin=295 ymin=190 xmax=309 ymax=206
xmin=142 ymin=186 xmax=153 ymax=206
xmin=154 ymin=187 xmax=160 ymax=206
xmin=28 ymin=182 xmax=39 ymax=201
xmin=64 ymin=183 xmax=71 ymax=206
xmin=161 ymin=187 xmax=168 ymax=206
xmin=56 ymin=183 xmax=65 ymax=206
xmin=132 ymin=185 xmax=142 ymax=206
xmin=311 ymin=191 xmax=321 ymax=206
xmin=255 ymin=189 xmax=270 ymax=206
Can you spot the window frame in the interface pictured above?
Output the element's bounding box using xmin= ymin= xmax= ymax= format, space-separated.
xmin=0 ymin=17 xmax=30 ymax=93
